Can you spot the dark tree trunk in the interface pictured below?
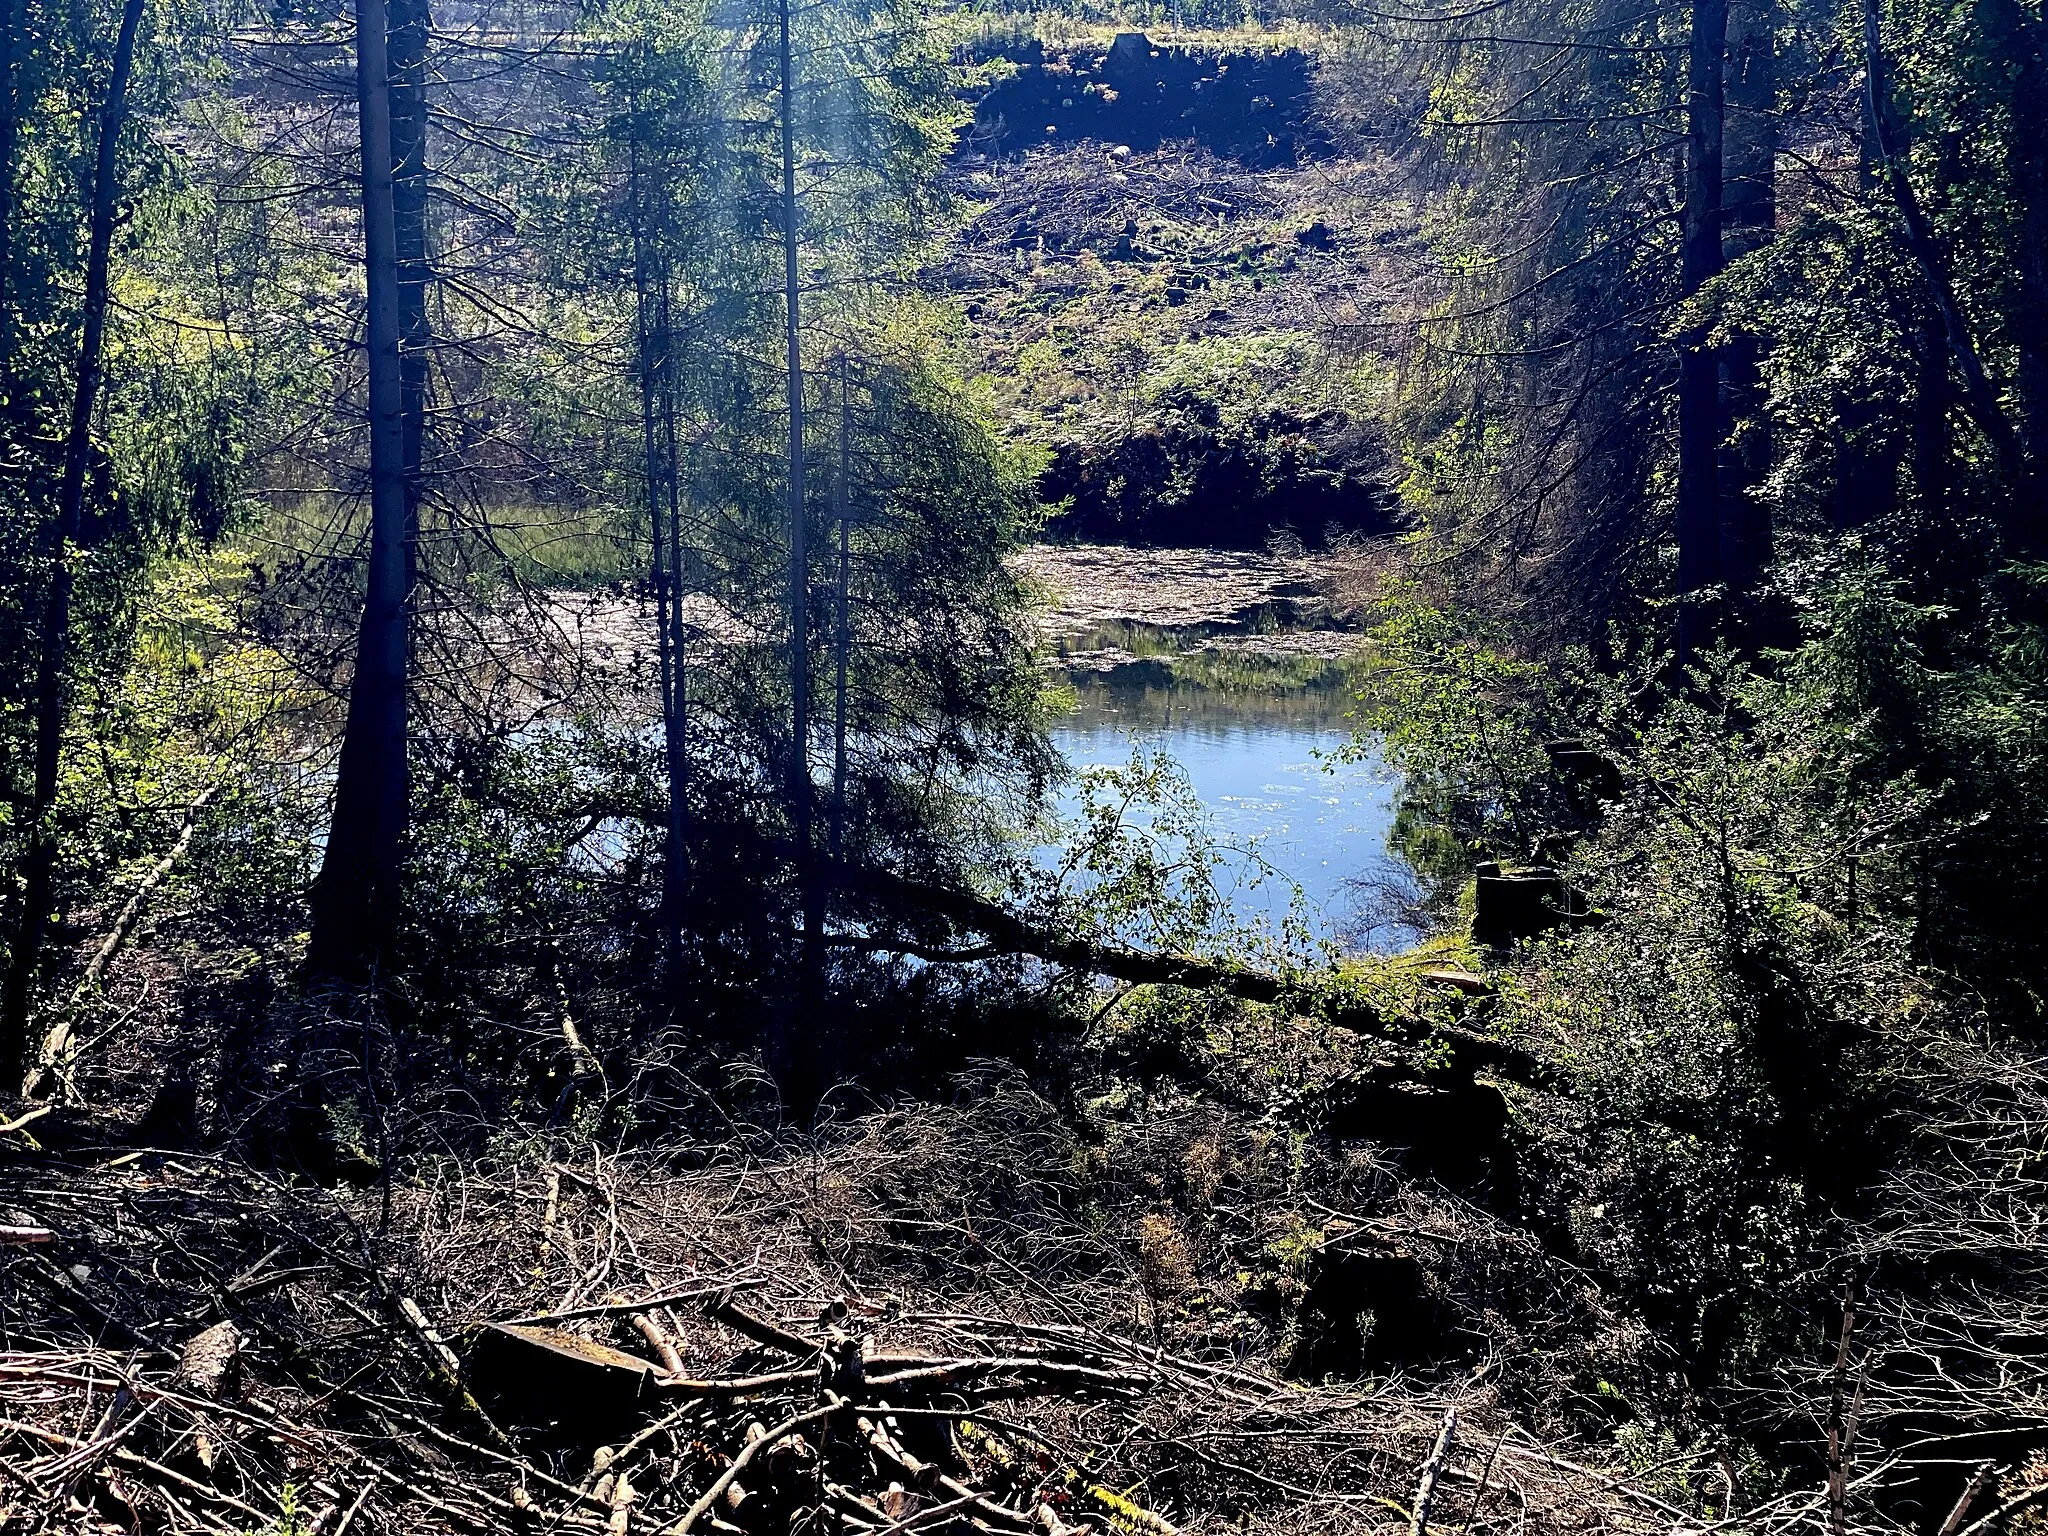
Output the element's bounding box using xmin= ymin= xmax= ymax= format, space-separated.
xmin=388 ymin=0 xmax=428 ymax=570
xmin=630 ymin=133 xmax=688 ymax=970
xmin=1995 ymin=0 xmax=2048 ymax=470
xmin=1719 ymin=0 xmax=1774 ymax=593
xmin=305 ymin=0 xmax=412 ymax=986
xmin=830 ymin=356 xmax=850 ymax=870
xmin=777 ymin=0 xmax=822 ymax=1095
xmin=1676 ymin=0 xmax=1728 ymax=658
xmin=1912 ymin=302 xmax=1950 ymax=516
xmin=0 ymin=0 xmax=20 ymax=379
xmin=0 ymin=0 xmax=146 ymax=1088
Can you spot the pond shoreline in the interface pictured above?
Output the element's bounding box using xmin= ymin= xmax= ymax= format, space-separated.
xmin=1018 ymin=541 xmax=1370 ymax=690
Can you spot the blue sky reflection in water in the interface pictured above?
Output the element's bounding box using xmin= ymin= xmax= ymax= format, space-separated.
xmin=1049 ymin=685 xmax=1423 ymax=954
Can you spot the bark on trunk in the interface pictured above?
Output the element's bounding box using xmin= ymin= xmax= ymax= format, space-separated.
xmin=830 ymin=356 xmax=850 ymax=868
xmin=305 ymin=0 xmax=413 ymax=985
xmin=631 ymin=133 xmax=688 ymax=969
xmin=1913 ymin=301 xmax=1950 ymax=517
xmin=388 ymin=0 xmax=428 ymax=570
xmin=0 ymin=0 xmax=20 ymax=379
xmin=777 ymin=0 xmax=822 ymax=1091
xmin=1719 ymin=0 xmax=1774 ymax=592
xmin=1675 ymin=0 xmax=1728 ymax=658
xmin=0 ymin=0 xmax=145 ymax=1088
xmin=838 ymin=862 xmax=1545 ymax=1085
xmin=1994 ymin=0 xmax=2048 ymax=470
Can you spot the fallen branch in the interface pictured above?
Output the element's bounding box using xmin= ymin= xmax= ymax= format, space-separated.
xmin=25 ymin=783 xmax=218 ymax=1100
xmin=1408 ymin=1406 xmax=1457 ymax=1536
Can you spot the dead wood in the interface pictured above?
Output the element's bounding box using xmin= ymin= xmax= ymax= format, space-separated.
xmin=24 ymin=782 xmax=218 ymax=1101
xmin=0 ymin=1098 xmax=1880 ymax=1536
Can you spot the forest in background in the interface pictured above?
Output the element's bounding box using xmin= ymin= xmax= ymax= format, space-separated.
xmin=0 ymin=0 xmax=2046 ymax=1528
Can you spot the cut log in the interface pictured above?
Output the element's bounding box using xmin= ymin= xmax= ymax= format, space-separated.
xmin=468 ymin=1323 xmax=657 ymax=1436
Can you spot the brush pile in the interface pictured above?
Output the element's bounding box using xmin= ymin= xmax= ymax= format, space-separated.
xmin=0 ymin=1077 xmax=1922 ymax=1535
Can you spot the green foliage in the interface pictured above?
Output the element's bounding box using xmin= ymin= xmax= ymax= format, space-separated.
xmin=1343 ymin=577 xmax=1574 ymax=908
xmin=0 ymin=0 xmax=273 ymax=1023
xmin=1013 ymin=746 xmax=1321 ymax=972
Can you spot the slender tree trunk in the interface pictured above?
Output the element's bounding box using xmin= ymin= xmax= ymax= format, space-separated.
xmin=1913 ymin=302 xmax=1950 ymax=516
xmin=0 ymin=0 xmax=20 ymax=382
xmin=0 ymin=0 xmax=145 ymax=1089
xmin=1719 ymin=0 xmax=1774 ymax=593
xmin=631 ymin=130 xmax=687 ymax=969
xmin=1992 ymin=0 xmax=2048 ymax=469
xmin=388 ymin=0 xmax=428 ymax=575
xmin=305 ymin=0 xmax=412 ymax=986
xmin=778 ymin=0 xmax=822 ymax=1079
xmin=1675 ymin=0 xmax=1728 ymax=659
xmin=830 ymin=355 xmax=849 ymax=870
xmin=660 ymin=289 xmax=687 ymax=940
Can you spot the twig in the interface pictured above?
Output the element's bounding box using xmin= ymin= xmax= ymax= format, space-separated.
xmin=500 ymin=1278 xmax=761 ymax=1328
xmin=25 ymin=782 xmax=219 ymax=1099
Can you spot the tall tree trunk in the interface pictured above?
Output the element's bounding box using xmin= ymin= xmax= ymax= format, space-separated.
xmin=1719 ymin=0 xmax=1774 ymax=593
xmin=631 ymin=132 xmax=687 ymax=970
xmin=388 ymin=0 xmax=428 ymax=573
xmin=830 ymin=356 xmax=849 ymax=871
xmin=0 ymin=0 xmax=20 ymax=382
xmin=660 ymin=291 xmax=687 ymax=950
xmin=777 ymin=0 xmax=822 ymax=1087
xmin=0 ymin=0 xmax=146 ymax=1088
xmin=1912 ymin=302 xmax=1950 ymax=515
xmin=1993 ymin=0 xmax=2048 ymax=470
xmin=305 ymin=0 xmax=412 ymax=986
xmin=1675 ymin=0 xmax=1728 ymax=658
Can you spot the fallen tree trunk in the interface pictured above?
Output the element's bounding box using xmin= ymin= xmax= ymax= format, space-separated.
xmin=645 ymin=818 xmax=1546 ymax=1084
xmin=838 ymin=861 xmax=1547 ymax=1085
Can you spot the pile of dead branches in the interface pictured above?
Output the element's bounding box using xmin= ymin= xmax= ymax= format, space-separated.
xmin=0 ymin=1078 xmax=1979 ymax=1535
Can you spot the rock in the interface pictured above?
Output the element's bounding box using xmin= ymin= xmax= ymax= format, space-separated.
xmin=1109 ymin=143 xmax=1133 ymax=160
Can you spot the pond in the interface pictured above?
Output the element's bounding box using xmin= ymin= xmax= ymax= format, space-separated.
xmin=1050 ymin=682 xmax=1423 ymax=954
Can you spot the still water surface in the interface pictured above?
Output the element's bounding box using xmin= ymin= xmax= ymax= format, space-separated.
xmin=1049 ymin=685 xmax=1421 ymax=953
